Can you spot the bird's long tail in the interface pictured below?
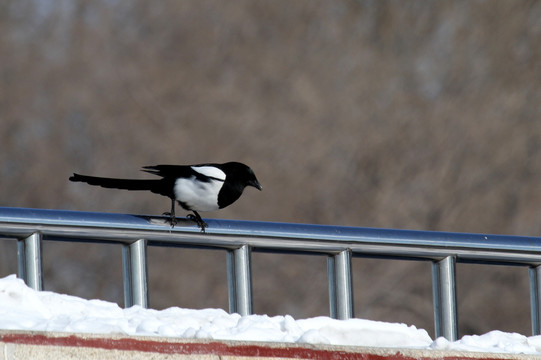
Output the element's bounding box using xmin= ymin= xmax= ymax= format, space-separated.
xmin=69 ymin=174 xmax=160 ymax=191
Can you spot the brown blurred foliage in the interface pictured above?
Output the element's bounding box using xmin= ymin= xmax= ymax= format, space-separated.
xmin=1 ymin=1 xmax=540 ymax=338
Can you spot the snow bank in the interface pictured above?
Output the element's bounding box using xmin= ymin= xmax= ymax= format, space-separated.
xmin=0 ymin=274 xmax=540 ymax=354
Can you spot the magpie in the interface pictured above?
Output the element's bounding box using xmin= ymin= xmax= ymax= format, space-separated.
xmin=69 ymin=162 xmax=262 ymax=231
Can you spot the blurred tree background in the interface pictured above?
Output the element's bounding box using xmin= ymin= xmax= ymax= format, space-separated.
xmin=1 ymin=0 xmax=540 ymax=338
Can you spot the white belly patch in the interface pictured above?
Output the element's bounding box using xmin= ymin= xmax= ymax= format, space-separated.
xmin=173 ymin=166 xmax=226 ymax=212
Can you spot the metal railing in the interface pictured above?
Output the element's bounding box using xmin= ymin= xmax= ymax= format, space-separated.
xmin=2 ymin=206 xmax=541 ymax=341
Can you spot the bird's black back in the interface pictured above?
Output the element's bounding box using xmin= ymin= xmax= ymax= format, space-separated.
xmin=142 ymin=165 xmax=220 ymax=183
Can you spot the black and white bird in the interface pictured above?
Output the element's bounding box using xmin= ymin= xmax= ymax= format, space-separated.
xmin=69 ymin=162 xmax=262 ymax=231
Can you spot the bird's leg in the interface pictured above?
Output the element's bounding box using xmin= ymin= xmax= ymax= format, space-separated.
xmin=186 ymin=211 xmax=208 ymax=233
xmin=162 ymin=199 xmax=177 ymax=227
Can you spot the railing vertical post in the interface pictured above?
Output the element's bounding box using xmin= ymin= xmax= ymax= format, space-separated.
xmin=529 ymin=265 xmax=541 ymax=335
xmin=17 ymin=232 xmax=43 ymax=291
xmin=122 ymin=239 xmax=149 ymax=308
xmin=227 ymin=245 xmax=253 ymax=316
xmin=432 ymin=256 xmax=458 ymax=341
xmin=327 ymin=249 xmax=354 ymax=319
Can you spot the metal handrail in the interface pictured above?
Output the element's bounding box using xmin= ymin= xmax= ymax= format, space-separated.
xmin=2 ymin=206 xmax=541 ymax=341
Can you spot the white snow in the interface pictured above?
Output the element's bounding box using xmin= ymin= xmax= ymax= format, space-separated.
xmin=1 ymin=274 xmax=541 ymax=354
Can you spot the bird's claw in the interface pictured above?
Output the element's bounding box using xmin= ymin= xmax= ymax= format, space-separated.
xmin=187 ymin=213 xmax=208 ymax=233
xmin=162 ymin=212 xmax=177 ymax=228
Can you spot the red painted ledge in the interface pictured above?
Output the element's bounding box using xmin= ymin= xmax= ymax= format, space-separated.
xmin=0 ymin=331 xmax=537 ymax=360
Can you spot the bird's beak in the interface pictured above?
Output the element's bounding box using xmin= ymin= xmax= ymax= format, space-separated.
xmin=251 ymin=180 xmax=263 ymax=191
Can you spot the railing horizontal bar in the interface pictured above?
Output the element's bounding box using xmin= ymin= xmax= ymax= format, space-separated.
xmin=2 ymin=207 xmax=541 ymax=264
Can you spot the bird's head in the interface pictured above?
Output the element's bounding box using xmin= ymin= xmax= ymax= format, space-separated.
xmin=224 ymin=162 xmax=262 ymax=191
xmin=246 ymin=169 xmax=263 ymax=191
